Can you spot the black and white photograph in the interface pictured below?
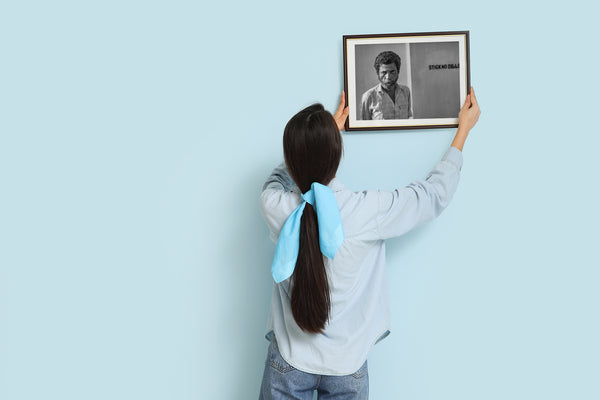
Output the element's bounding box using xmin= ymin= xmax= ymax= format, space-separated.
xmin=343 ymin=31 xmax=470 ymax=131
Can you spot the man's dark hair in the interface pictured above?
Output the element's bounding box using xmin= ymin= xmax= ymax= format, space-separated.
xmin=374 ymin=51 xmax=401 ymax=73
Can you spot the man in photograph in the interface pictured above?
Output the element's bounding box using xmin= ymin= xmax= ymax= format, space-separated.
xmin=360 ymin=51 xmax=412 ymax=120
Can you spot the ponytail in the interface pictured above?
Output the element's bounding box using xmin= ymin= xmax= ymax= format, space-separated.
xmin=291 ymin=204 xmax=330 ymax=333
xmin=283 ymin=103 xmax=342 ymax=334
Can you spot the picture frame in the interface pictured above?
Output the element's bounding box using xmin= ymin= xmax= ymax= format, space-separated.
xmin=343 ymin=31 xmax=470 ymax=131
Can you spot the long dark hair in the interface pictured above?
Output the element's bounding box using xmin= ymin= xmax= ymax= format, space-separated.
xmin=283 ymin=103 xmax=342 ymax=333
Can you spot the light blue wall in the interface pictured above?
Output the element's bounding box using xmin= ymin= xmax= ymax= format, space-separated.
xmin=1 ymin=1 xmax=599 ymax=399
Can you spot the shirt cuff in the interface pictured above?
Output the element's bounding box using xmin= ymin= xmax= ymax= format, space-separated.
xmin=442 ymin=146 xmax=464 ymax=170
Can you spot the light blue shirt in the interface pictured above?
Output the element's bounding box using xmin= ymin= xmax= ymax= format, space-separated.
xmin=259 ymin=147 xmax=463 ymax=375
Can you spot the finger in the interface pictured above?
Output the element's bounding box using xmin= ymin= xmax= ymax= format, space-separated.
xmin=461 ymin=94 xmax=471 ymax=110
xmin=470 ymin=87 xmax=479 ymax=108
xmin=343 ymin=108 xmax=349 ymax=122
xmin=340 ymin=107 xmax=349 ymax=122
xmin=334 ymin=91 xmax=346 ymax=117
xmin=336 ymin=107 xmax=349 ymax=130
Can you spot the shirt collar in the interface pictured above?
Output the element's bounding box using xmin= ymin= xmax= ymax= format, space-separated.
xmin=328 ymin=177 xmax=345 ymax=192
xmin=376 ymin=83 xmax=400 ymax=94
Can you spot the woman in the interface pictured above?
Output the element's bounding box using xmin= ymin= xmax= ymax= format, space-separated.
xmin=259 ymin=89 xmax=481 ymax=399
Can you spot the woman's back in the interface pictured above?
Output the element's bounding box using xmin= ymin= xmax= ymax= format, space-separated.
xmin=260 ymin=146 xmax=463 ymax=375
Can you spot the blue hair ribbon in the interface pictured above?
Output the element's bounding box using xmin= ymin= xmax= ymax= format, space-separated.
xmin=271 ymin=182 xmax=344 ymax=283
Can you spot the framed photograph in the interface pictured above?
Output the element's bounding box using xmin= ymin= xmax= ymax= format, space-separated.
xmin=343 ymin=31 xmax=470 ymax=131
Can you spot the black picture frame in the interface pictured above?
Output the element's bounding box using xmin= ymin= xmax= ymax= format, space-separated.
xmin=343 ymin=31 xmax=470 ymax=131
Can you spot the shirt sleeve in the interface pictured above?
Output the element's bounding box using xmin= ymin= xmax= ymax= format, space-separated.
xmin=376 ymin=147 xmax=463 ymax=240
xmin=259 ymin=163 xmax=302 ymax=243
xmin=261 ymin=162 xmax=295 ymax=191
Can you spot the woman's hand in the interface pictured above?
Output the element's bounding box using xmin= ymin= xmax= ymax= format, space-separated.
xmin=452 ymin=87 xmax=481 ymax=151
xmin=458 ymin=87 xmax=481 ymax=133
xmin=333 ymin=91 xmax=350 ymax=131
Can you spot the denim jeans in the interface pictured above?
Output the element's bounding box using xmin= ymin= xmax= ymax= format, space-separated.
xmin=259 ymin=338 xmax=369 ymax=400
